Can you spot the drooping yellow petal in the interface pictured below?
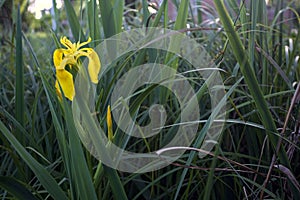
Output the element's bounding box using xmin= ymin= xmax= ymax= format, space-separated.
xmin=87 ymin=49 xmax=101 ymax=84
xmin=55 ymin=69 xmax=75 ymax=101
xmin=53 ymin=49 xmax=64 ymax=69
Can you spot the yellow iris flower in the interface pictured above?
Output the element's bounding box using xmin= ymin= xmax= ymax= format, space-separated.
xmin=53 ymin=37 xmax=101 ymax=101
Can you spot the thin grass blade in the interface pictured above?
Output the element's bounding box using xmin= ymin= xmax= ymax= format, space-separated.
xmin=15 ymin=6 xmax=24 ymax=140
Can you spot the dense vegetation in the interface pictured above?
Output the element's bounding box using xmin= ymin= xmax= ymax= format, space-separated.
xmin=0 ymin=0 xmax=299 ymax=199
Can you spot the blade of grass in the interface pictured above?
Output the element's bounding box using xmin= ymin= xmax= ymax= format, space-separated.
xmin=256 ymin=0 xmax=269 ymax=94
xmin=249 ymin=0 xmax=259 ymax=71
xmin=173 ymin=0 xmax=189 ymax=31
xmin=142 ymin=0 xmax=150 ymax=26
xmin=151 ymin=0 xmax=167 ymax=27
xmin=98 ymin=0 xmax=122 ymax=75
xmin=98 ymin=0 xmax=123 ymax=38
xmin=102 ymin=164 xmax=128 ymax=200
xmin=286 ymin=15 xmax=300 ymax=77
xmin=203 ymin=144 xmax=221 ymax=200
xmin=87 ymin=0 xmax=101 ymax=45
xmin=277 ymin=0 xmax=284 ymax=70
xmin=51 ymin=0 xmax=59 ymax=33
xmin=164 ymin=0 xmax=189 ymax=71
xmin=63 ymin=0 xmax=85 ymax=41
xmin=213 ymin=0 xmax=290 ymax=166
xmin=15 ymin=6 xmax=24 ymax=141
xmin=113 ymin=0 xmax=124 ymax=34
xmin=239 ymin=0 xmax=248 ymax=44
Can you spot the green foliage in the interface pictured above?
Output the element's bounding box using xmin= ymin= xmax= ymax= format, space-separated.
xmin=0 ymin=0 xmax=299 ymax=199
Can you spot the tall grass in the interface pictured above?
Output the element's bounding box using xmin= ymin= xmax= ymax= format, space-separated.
xmin=0 ymin=0 xmax=299 ymax=199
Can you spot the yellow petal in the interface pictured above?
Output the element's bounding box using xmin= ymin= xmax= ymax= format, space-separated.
xmin=87 ymin=49 xmax=101 ymax=83
xmin=53 ymin=49 xmax=64 ymax=69
xmin=55 ymin=69 xmax=75 ymax=101
xmin=60 ymin=36 xmax=74 ymax=50
xmin=76 ymin=37 xmax=92 ymax=49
